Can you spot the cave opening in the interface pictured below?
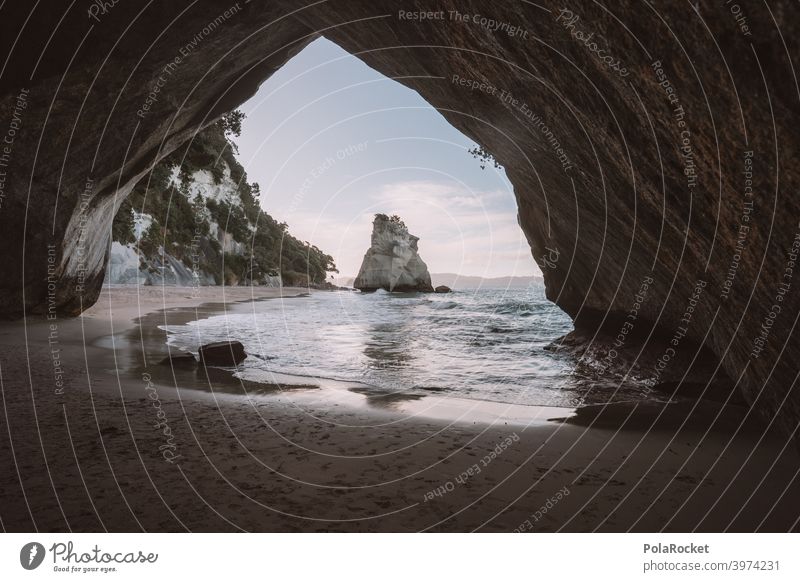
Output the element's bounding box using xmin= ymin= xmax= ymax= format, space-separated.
xmin=232 ymin=36 xmax=542 ymax=288
xmin=109 ymin=37 xmax=546 ymax=294
xmin=6 ymin=3 xmax=799 ymax=537
xmin=108 ymin=37 xmax=586 ymax=410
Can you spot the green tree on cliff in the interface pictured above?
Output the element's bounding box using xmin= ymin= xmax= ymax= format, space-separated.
xmin=112 ymin=110 xmax=336 ymax=285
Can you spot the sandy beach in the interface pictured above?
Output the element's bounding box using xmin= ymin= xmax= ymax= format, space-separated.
xmin=0 ymin=285 xmax=798 ymax=532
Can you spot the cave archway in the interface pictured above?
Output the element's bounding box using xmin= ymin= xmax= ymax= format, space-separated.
xmin=1 ymin=1 xmax=798 ymax=437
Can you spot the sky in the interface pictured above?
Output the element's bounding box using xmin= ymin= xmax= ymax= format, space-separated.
xmin=235 ymin=37 xmax=540 ymax=279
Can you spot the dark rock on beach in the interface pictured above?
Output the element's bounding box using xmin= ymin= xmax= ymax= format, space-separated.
xmin=434 ymin=286 xmax=452 ymax=294
xmin=158 ymin=352 xmax=197 ymax=368
xmin=199 ymin=341 xmax=247 ymax=367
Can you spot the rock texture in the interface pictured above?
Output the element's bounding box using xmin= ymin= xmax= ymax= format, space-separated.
xmin=199 ymin=341 xmax=247 ymax=367
xmin=104 ymin=121 xmax=332 ymax=287
xmin=105 ymin=241 xmax=219 ymax=287
xmin=158 ymin=352 xmax=197 ymax=368
xmin=354 ymin=215 xmax=434 ymax=292
xmin=1 ymin=1 xmax=799 ymax=438
xmin=105 ymin=162 xmax=274 ymax=288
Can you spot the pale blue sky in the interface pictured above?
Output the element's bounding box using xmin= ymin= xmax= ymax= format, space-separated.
xmin=235 ymin=37 xmax=539 ymax=278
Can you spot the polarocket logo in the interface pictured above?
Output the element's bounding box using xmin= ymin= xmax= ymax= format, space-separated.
xmin=20 ymin=542 xmax=46 ymax=570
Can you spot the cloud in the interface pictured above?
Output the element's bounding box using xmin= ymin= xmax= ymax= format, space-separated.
xmin=264 ymin=179 xmax=540 ymax=278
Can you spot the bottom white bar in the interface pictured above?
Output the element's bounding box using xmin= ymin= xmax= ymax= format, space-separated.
xmin=0 ymin=533 xmax=795 ymax=581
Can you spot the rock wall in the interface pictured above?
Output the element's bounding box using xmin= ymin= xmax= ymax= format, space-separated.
xmin=1 ymin=1 xmax=798 ymax=436
xmin=106 ymin=166 xmax=219 ymax=286
xmin=106 ymin=163 xmax=247 ymax=287
xmin=354 ymin=215 xmax=434 ymax=292
xmin=105 ymin=241 xmax=218 ymax=287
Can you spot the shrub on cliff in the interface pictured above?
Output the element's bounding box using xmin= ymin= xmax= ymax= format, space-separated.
xmin=111 ymin=111 xmax=337 ymax=285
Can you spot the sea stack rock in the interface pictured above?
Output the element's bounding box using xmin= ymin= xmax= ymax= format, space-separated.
xmin=354 ymin=214 xmax=434 ymax=293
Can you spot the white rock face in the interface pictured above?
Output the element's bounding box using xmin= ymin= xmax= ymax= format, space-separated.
xmin=133 ymin=211 xmax=153 ymax=240
xmin=354 ymin=215 xmax=433 ymax=292
xmin=105 ymin=241 xmax=146 ymax=285
xmin=104 ymin=241 xmax=218 ymax=286
xmin=106 ymin=162 xmax=251 ymax=286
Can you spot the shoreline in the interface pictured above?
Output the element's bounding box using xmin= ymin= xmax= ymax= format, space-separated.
xmin=133 ymin=292 xmax=579 ymax=428
xmin=0 ymin=285 xmax=798 ymax=531
xmin=124 ymin=286 xmax=576 ymax=428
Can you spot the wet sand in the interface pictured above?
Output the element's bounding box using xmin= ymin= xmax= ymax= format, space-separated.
xmin=0 ymin=285 xmax=798 ymax=532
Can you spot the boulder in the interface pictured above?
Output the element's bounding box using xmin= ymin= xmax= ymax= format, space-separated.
xmin=158 ymin=352 xmax=197 ymax=367
xmin=434 ymin=286 xmax=452 ymax=294
xmin=198 ymin=341 xmax=247 ymax=367
xmin=354 ymin=214 xmax=434 ymax=292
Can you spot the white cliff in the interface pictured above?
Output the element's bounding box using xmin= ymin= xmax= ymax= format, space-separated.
xmin=105 ymin=164 xmax=248 ymax=286
xmin=354 ymin=214 xmax=434 ymax=292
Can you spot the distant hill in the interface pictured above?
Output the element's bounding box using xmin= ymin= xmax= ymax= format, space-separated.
xmin=332 ymin=273 xmax=542 ymax=289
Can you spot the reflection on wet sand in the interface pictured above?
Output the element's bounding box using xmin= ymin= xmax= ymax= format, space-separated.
xmin=126 ymin=298 xmax=759 ymax=435
xmin=123 ymin=300 xmax=575 ymax=427
xmin=362 ymin=320 xmax=415 ymax=370
xmin=348 ymin=385 xmax=426 ymax=409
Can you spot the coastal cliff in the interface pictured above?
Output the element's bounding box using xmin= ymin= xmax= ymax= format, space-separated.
xmin=354 ymin=214 xmax=434 ymax=292
xmin=1 ymin=1 xmax=799 ymax=439
xmin=106 ymin=116 xmax=335 ymax=287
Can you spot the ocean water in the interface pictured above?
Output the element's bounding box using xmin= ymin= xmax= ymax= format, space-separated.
xmin=162 ymin=285 xmax=638 ymax=408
